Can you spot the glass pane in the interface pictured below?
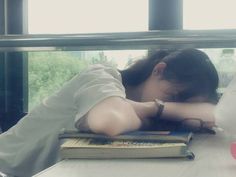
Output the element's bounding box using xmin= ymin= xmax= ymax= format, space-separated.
xmin=184 ymin=0 xmax=236 ymax=29
xmin=28 ymin=0 xmax=148 ymax=34
xmin=28 ymin=50 xmax=147 ymax=110
xmin=201 ymin=48 xmax=236 ymax=90
xmin=28 ymin=48 xmax=236 ymax=110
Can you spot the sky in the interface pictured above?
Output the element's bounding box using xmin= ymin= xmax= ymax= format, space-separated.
xmin=183 ymin=0 xmax=236 ymax=30
xmin=27 ymin=0 xmax=236 ymax=69
xmin=28 ymin=0 xmax=148 ymax=34
xmin=28 ymin=0 xmax=236 ymax=34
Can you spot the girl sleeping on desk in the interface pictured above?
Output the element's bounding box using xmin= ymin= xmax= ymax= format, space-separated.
xmin=0 ymin=49 xmax=219 ymax=177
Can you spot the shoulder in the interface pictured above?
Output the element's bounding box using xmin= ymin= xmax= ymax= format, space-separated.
xmin=80 ymin=64 xmax=122 ymax=81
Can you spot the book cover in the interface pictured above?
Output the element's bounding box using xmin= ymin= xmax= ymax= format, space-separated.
xmin=59 ymin=130 xmax=193 ymax=144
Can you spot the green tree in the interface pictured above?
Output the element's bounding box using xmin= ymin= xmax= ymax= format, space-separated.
xmin=28 ymin=51 xmax=117 ymax=110
xmin=28 ymin=51 xmax=89 ymax=109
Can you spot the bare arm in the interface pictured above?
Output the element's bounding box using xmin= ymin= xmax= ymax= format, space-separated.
xmin=162 ymin=102 xmax=216 ymax=128
xmin=77 ymin=97 xmax=215 ymax=136
xmin=77 ymin=97 xmax=144 ymax=136
xmin=123 ymin=100 xmax=216 ymax=129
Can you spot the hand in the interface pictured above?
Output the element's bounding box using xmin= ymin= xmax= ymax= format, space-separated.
xmin=126 ymin=99 xmax=158 ymax=120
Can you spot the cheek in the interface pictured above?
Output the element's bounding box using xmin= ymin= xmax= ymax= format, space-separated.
xmin=154 ymin=86 xmax=176 ymax=101
xmin=156 ymin=92 xmax=172 ymax=102
xmin=141 ymin=88 xmax=164 ymax=102
xmin=140 ymin=79 xmax=174 ymax=102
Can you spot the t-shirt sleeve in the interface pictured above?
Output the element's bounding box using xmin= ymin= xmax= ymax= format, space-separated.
xmin=73 ymin=64 xmax=126 ymax=129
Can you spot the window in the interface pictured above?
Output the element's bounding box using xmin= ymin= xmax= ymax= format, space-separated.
xmin=27 ymin=0 xmax=236 ymax=109
xmin=27 ymin=0 xmax=148 ymax=109
xmin=200 ymin=48 xmax=236 ymax=90
xmin=28 ymin=0 xmax=148 ymax=34
xmin=184 ymin=0 xmax=236 ymax=90
xmin=183 ymin=0 xmax=236 ymax=30
xmin=28 ymin=50 xmax=146 ymax=109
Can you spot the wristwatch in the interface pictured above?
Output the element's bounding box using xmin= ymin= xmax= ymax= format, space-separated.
xmin=154 ymin=98 xmax=165 ymax=119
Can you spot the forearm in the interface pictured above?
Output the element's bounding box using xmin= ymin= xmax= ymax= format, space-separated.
xmin=128 ymin=100 xmax=216 ymax=128
xmin=76 ymin=97 xmax=142 ymax=136
xmin=161 ymin=102 xmax=216 ymax=128
xmin=76 ymin=98 xmax=216 ymax=136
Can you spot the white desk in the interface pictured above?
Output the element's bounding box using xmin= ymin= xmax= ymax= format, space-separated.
xmin=34 ymin=132 xmax=236 ymax=177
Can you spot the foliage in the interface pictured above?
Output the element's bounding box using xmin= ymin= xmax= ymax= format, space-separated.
xmin=29 ymin=51 xmax=87 ymax=109
xmin=91 ymin=52 xmax=118 ymax=67
xmin=28 ymin=51 xmax=116 ymax=110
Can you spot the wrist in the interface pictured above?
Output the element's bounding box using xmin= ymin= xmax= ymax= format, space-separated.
xmin=145 ymin=101 xmax=159 ymax=118
xmin=154 ymin=99 xmax=165 ymax=119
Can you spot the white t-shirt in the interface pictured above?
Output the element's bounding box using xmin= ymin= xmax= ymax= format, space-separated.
xmin=0 ymin=64 xmax=126 ymax=177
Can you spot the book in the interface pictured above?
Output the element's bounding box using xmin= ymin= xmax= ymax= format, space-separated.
xmin=60 ymin=138 xmax=195 ymax=160
xmin=59 ymin=130 xmax=193 ymax=144
xmin=59 ymin=130 xmax=194 ymax=160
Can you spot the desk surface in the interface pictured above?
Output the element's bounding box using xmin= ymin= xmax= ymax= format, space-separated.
xmin=34 ymin=132 xmax=236 ymax=177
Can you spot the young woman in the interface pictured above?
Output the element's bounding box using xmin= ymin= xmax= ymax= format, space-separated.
xmin=0 ymin=48 xmax=219 ymax=177
xmin=77 ymin=48 xmax=219 ymax=136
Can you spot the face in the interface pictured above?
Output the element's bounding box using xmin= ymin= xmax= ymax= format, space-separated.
xmin=140 ymin=76 xmax=185 ymax=102
xmin=185 ymin=95 xmax=209 ymax=103
xmin=137 ymin=62 xmax=210 ymax=103
xmin=139 ymin=75 xmax=210 ymax=102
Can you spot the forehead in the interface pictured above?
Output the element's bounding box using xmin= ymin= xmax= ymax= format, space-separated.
xmin=185 ymin=95 xmax=208 ymax=102
xmin=164 ymin=80 xmax=187 ymax=93
xmin=162 ymin=80 xmax=197 ymax=101
xmin=173 ymin=83 xmax=210 ymax=102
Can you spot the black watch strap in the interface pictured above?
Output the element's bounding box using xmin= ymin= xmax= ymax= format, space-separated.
xmin=154 ymin=99 xmax=164 ymax=119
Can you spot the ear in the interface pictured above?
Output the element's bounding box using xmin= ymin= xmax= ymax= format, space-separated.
xmin=152 ymin=62 xmax=167 ymax=77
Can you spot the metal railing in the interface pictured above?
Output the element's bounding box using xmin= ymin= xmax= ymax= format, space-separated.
xmin=1 ymin=30 xmax=236 ymax=52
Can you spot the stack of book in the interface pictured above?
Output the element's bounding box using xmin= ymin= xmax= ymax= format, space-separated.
xmin=59 ymin=130 xmax=195 ymax=160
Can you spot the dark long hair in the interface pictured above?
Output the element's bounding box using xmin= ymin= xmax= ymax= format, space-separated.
xmin=120 ymin=49 xmax=219 ymax=103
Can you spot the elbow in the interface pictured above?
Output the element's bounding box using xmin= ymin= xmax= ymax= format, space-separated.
xmin=87 ymin=115 xmax=123 ymax=137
